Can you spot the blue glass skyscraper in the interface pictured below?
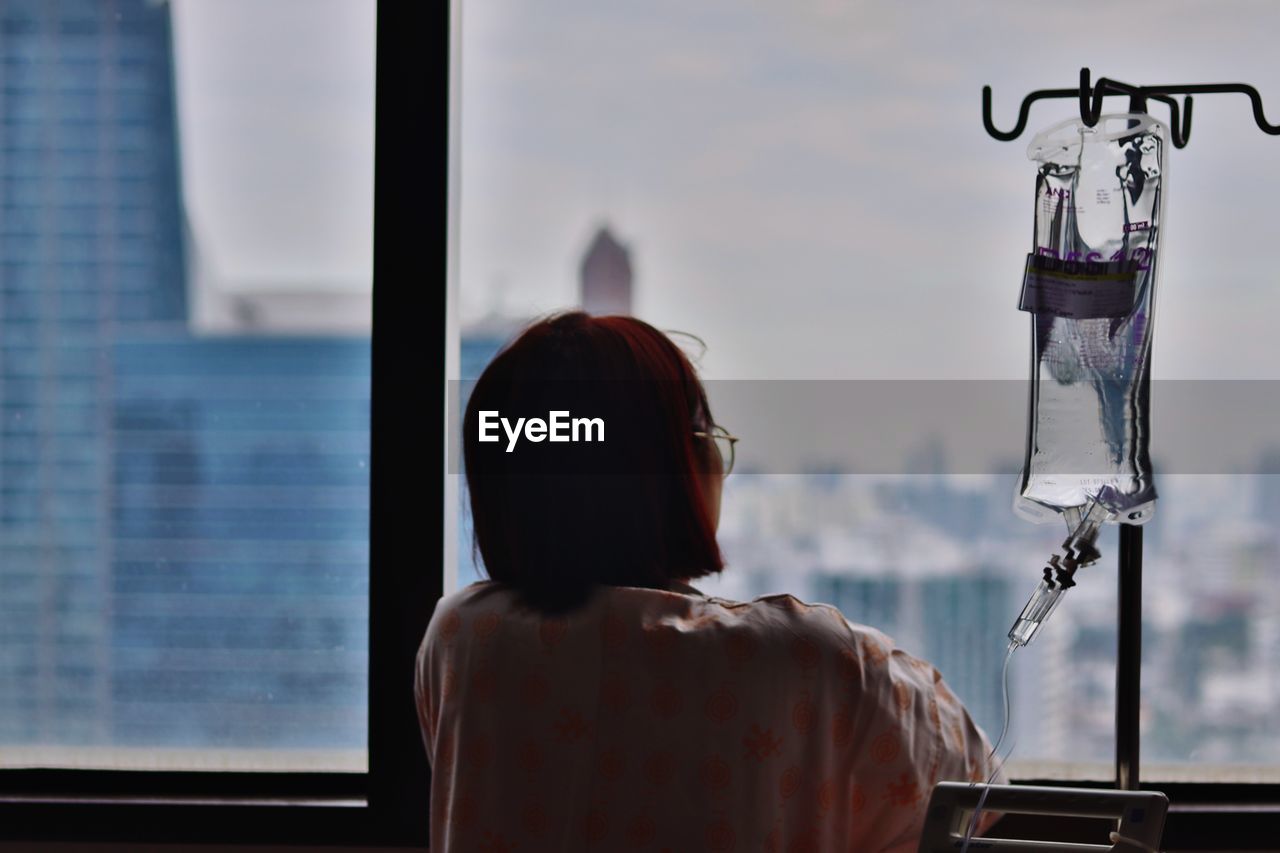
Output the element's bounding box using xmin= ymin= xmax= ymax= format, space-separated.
xmin=1 ymin=0 xmax=370 ymax=759
xmin=1 ymin=0 xmax=188 ymax=745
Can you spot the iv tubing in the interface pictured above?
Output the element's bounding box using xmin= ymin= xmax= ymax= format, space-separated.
xmin=960 ymin=639 xmax=1017 ymax=853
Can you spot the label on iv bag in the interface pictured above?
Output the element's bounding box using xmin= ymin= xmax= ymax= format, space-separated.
xmin=1017 ymin=253 xmax=1141 ymax=319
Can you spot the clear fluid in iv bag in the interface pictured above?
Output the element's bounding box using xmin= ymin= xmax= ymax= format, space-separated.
xmin=1015 ymin=115 xmax=1166 ymax=525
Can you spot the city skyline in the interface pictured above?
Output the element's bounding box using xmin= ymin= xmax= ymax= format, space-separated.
xmin=456 ymin=230 xmax=1280 ymax=776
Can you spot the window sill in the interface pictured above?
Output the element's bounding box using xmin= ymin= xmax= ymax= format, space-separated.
xmin=0 ymin=794 xmax=366 ymax=808
xmin=0 ymin=795 xmax=417 ymax=847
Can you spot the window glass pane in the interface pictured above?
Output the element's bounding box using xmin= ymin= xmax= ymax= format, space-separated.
xmin=0 ymin=0 xmax=374 ymax=772
xmin=1141 ymin=475 xmax=1280 ymax=782
xmin=455 ymin=0 xmax=1280 ymax=781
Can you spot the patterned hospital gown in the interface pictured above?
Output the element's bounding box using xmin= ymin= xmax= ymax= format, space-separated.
xmin=415 ymin=581 xmax=1003 ymax=852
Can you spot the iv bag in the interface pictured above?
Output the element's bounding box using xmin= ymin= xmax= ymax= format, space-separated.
xmin=1014 ymin=114 xmax=1167 ymax=526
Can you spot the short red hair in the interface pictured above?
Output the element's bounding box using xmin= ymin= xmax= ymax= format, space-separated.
xmin=463 ymin=312 xmax=725 ymax=612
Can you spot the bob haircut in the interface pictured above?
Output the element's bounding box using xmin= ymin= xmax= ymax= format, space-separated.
xmin=462 ymin=311 xmax=725 ymax=613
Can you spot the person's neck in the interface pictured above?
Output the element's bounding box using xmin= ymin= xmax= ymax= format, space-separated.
xmin=667 ymin=579 xmax=704 ymax=597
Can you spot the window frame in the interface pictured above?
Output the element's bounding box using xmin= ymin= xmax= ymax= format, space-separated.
xmin=0 ymin=1 xmax=443 ymax=846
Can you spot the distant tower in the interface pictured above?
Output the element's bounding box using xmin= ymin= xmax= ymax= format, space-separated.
xmin=580 ymin=225 xmax=633 ymax=316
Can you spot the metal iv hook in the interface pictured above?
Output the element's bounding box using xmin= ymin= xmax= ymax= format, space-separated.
xmin=982 ymin=66 xmax=1280 ymax=150
xmin=1075 ymin=68 xmax=1194 ymax=148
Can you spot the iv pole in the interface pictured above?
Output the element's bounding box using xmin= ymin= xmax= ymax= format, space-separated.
xmin=982 ymin=68 xmax=1280 ymax=792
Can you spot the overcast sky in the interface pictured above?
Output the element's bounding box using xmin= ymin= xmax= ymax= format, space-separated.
xmin=170 ymin=1 xmax=1280 ymax=379
xmin=457 ymin=0 xmax=1280 ymax=380
xmin=170 ymin=0 xmax=374 ymax=289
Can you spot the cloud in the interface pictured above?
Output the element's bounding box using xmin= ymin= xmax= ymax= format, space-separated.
xmin=171 ymin=0 xmax=374 ymax=284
